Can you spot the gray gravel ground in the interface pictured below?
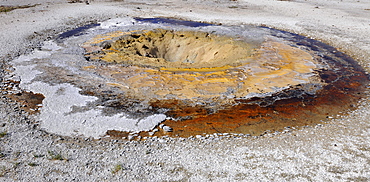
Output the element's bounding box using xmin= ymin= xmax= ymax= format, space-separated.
xmin=1 ymin=0 xmax=370 ymax=181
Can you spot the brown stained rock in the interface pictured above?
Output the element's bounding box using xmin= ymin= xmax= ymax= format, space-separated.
xmin=9 ymin=92 xmax=44 ymax=114
xmin=0 ymin=5 xmax=38 ymax=13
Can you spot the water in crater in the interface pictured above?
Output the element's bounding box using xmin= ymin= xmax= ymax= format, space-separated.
xmin=7 ymin=17 xmax=369 ymax=139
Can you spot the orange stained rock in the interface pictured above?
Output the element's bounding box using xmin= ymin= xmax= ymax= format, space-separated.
xmin=83 ymin=29 xmax=321 ymax=108
xmin=82 ymin=65 xmax=96 ymax=70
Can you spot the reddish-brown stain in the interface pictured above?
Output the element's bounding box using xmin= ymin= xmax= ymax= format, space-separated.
xmin=9 ymin=91 xmax=45 ymax=114
xmin=107 ymin=68 xmax=368 ymax=138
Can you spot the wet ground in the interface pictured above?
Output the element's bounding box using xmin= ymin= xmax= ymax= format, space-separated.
xmin=7 ymin=18 xmax=369 ymax=139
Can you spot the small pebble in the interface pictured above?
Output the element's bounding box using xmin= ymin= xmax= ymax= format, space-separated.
xmin=162 ymin=126 xmax=173 ymax=132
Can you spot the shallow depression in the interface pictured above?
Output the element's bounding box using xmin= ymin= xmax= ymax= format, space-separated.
xmin=7 ymin=18 xmax=370 ymax=139
xmin=85 ymin=28 xmax=256 ymax=68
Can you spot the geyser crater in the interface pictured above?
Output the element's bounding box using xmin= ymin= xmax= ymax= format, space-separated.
xmin=6 ymin=17 xmax=369 ymax=139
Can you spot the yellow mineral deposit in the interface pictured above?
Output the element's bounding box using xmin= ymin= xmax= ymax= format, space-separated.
xmin=83 ymin=29 xmax=321 ymax=106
